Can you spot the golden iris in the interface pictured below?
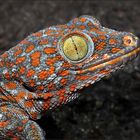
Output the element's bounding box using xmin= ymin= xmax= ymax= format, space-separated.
xmin=62 ymin=35 xmax=88 ymax=61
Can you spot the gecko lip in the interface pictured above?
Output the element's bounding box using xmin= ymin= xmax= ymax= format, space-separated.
xmin=77 ymin=45 xmax=140 ymax=74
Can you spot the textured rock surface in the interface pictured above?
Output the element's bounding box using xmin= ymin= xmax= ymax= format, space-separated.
xmin=0 ymin=0 xmax=140 ymax=140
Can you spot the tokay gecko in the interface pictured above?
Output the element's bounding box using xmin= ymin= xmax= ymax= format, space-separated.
xmin=0 ymin=15 xmax=140 ymax=139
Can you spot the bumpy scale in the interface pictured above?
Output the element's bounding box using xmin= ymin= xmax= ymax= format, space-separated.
xmin=0 ymin=15 xmax=140 ymax=139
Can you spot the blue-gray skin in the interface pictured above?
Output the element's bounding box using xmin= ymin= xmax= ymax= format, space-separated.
xmin=0 ymin=15 xmax=139 ymax=139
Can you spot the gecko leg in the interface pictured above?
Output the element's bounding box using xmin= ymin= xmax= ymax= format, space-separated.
xmin=0 ymin=104 xmax=45 ymax=140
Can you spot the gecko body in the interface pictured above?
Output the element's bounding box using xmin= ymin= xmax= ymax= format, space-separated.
xmin=0 ymin=15 xmax=140 ymax=139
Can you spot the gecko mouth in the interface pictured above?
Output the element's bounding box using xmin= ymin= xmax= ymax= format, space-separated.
xmin=77 ymin=46 xmax=140 ymax=74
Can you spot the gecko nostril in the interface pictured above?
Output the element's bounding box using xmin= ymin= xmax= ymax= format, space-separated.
xmin=126 ymin=39 xmax=131 ymax=44
xmin=123 ymin=36 xmax=136 ymax=47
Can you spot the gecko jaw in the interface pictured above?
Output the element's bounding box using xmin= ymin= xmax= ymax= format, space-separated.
xmin=77 ymin=46 xmax=140 ymax=74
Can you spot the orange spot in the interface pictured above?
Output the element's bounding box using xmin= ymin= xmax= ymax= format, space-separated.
xmin=99 ymin=35 xmax=106 ymax=40
xmin=30 ymin=112 xmax=38 ymax=120
xmin=45 ymin=29 xmax=54 ymax=35
xmin=111 ymin=48 xmax=121 ymax=53
xmin=1 ymin=106 xmax=7 ymax=112
xmin=70 ymin=24 xmax=75 ymax=29
xmin=70 ymin=84 xmax=77 ymax=92
xmin=22 ymin=119 xmax=28 ymax=124
xmin=5 ymin=61 xmax=11 ymax=67
xmin=92 ymin=53 xmax=99 ymax=59
xmin=14 ymin=49 xmax=22 ymax=56
xmin=0 ymin=61 xmax=4 ymax=67
xmin=47 ymin=82 xmax=55 ymax=90
xmin=92 ymin=37 xmax=98 ymax=43
xmin=90 ymin=28 xmax=106 ymax=35
xmin=1 ymin=52 xmax=8 ymax=58
xmin=17 ymin=126 xmax=24 ymax=132
xmin=37 ymin=85 xmax=44 ymax=90
xmin=38 ymin=70 xmax=48 ymax=80
xmin=39 ymin=39 xmax=49 ymax=45
xmin=19 ymin=66 xmax=25 ymax=74
xmin=53 ymin=40 xmax=57 ymax=45
xmin=13 ymin=137 xmax=20 ymax=140
xmin=46 ymin=58 xmax=56 ymax=65
xmin=43 ymin=99 xmax=51 ymax=110
xmin=59 ymin=94 xmax=66 ymax=104
xmin=26 ymin=69 xmax=35 ymax=78
xmin=60 ymin=78 xmax=67 ymax=85
xmin=57 ymin=89 xmax=67 ymax=104
xmin=15 ymin=91 xmax=26 ymax=102
xmin=31 ymin=124 xmax=36 ymax=129
xmin=76 ymin=75 xmax=90 ymax=80
xmin=4 ymin=72 xmax=11 ymax=80
xmin=5 ymin=82 xmax=17 ymax=90
xmin=32 ymin=32 xmax=42 ymax=37
xmin=80 ymin=18 xmax=87 ymax=22
xmin=58 ymin=24 xmax=68 ymax=28
xmin=57 ymin=89 xmax=66 ymax=95
xmin=28 ymin=79 xmax=35 ymax=87
xmin=25 ymin=45 xmax=35 ymax=53
xmin=27 ymin=93 xmax=34 ymax=100
xmin=102 ymin=54 xmax=110 ymax=59
xmin=109 ymin=38 xmax=117 ymax=45
xmin=8 ymin=95 xmax=15 ymax=101
xmin=92 ymin=76 xmax=98 ymax=81
xmin=20 ymin=39 xmax=30 ymax=44
xmin=56 ymin=55 xmax=63 ymax=60
xmin=0 ymin=95 xmax=9 ymax=101
xmin=59 ymin=70 xmax=69 ymax=76
xmin=46 ymin=55 xmax=63 ymax=66
xmin=31 ymin=59 xmax=40 ymax=67
xmin=16 ymin=56 xmax=26 ymax=64
xmin=49 ymin=66 xmax=55 ymax=75
xmin=78 ymin=25 xmax=86 ymax=30
xmin=9 ymin=62 xmax=14 ymax=67
xmin=0 ymin=121 xmax=8 ymax=127
xmin=62 ymin=62 xmax=72 ymax=68
xmin=41 ymin=92 xmax=53 ymax=100
xmin=96 ymin=42 xmax=106 ymax=50
xmin=44 ymin=47 xmax=56 ymax=54
xmin=98 ymin=69 xmax=110 ymax=75
xmin=30 ymin=51 xmax=41 ymax=67
xmin=30 ymin=51 xmax=41 ymax=59
xmin=15 ymin=73 xmax=20 ymax=79
xmin=24 ymin=101 xmax=34 ymax=108
xmin=18 ymin=91 xmax=26 ymax=98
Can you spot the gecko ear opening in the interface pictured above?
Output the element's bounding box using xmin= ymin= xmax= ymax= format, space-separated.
xmin=79 ymin=15 xmax=101 ymax=28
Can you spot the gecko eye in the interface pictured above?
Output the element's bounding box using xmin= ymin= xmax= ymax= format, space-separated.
xmin=62 ymin=35 xmax=88 ymax=61
xmin=58 ymin=32 xmax=94 ymax=63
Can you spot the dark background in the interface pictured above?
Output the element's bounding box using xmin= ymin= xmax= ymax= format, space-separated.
xmin=0 ymin=0 xmax=140 ymax=140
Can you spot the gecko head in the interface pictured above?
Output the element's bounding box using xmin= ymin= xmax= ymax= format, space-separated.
xmin=19 ymin=15 xmax=139 ymax=103
xmin=53 ymin=15 xmax=140 ymax=97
